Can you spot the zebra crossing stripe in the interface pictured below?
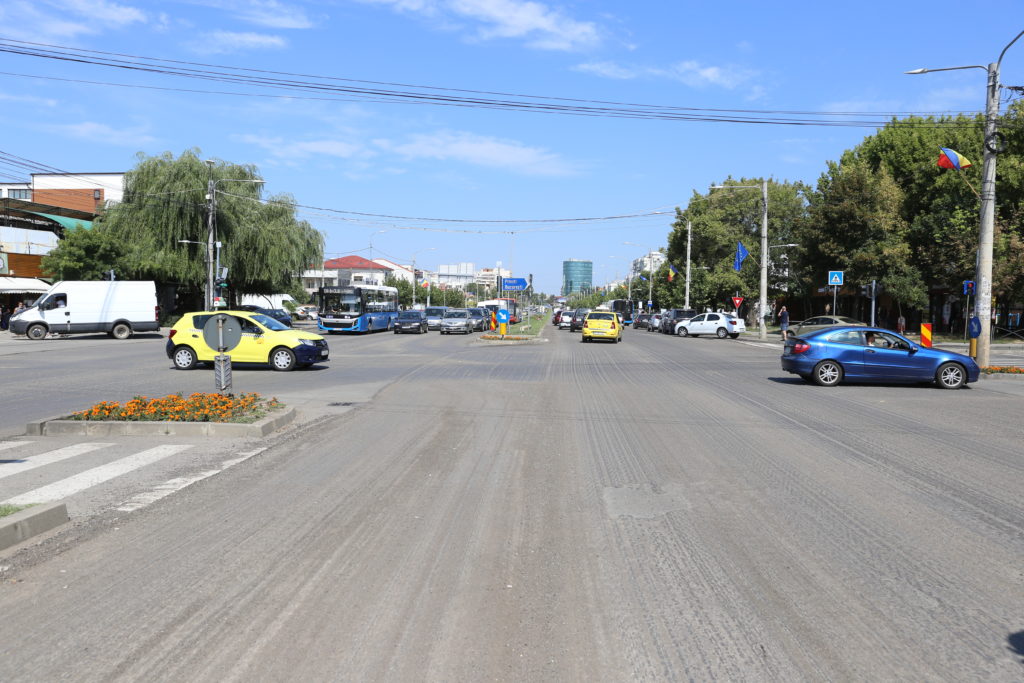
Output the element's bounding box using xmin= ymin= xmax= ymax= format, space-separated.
xmin=0 ymin=443 xmax=114 ymax=481
xmin=3 ymin=444 xmax=193 ymax=505
xmin=0 ymin=442 xmax=30 ymax=453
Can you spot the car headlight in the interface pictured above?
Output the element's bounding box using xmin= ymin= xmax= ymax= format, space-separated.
xmin=297 ymin=338 xmax=316 ymax=346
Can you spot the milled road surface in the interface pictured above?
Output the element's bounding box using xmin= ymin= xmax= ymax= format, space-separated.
xmin=1 ymin=326 xmax=1022 ymax=680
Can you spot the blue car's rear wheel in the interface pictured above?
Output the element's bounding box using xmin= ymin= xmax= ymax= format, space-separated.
xmin=812 ymin=360 xmax=843 ymax=387
xmin=936 ymin=362 xmax=966 ymax=390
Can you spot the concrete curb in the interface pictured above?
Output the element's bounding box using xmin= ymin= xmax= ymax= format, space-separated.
xmin=25 ymin=406 xmax=296 ymax=437
xmin=0 ymin=502 xmax=69 ymax=552
xmin=475 ymin=336 xmax=548 ymax=345
xmin=979 ymin=373 xmax=1024 ymax=381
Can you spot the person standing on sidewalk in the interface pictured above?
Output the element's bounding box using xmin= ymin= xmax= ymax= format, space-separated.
xmin=779 ymin=305 xmax=790 ymax=341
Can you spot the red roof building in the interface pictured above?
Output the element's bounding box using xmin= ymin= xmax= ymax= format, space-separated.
xmin=322 ymin=255 xmax=389 ymax=271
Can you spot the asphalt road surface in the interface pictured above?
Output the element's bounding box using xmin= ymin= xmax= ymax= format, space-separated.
xmin=1 ymin=325 xmax=1022 ymax=681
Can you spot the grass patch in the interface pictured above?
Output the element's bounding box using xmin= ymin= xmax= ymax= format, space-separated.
xmin=70 ymin=392 xmax=282 ymax=423
xmin=0 ymin=503 xmax=32 ymax=518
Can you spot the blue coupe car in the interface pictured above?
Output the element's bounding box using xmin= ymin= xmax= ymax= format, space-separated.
xmin=781 ymin=326 xmax=980 ymax=389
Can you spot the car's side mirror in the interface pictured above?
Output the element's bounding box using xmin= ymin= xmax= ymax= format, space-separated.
xmin=908 ymin=344 xmax=919 ymax=353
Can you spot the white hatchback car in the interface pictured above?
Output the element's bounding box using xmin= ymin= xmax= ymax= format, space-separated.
xmin=678 ymin=312 xmax=746 ymax=339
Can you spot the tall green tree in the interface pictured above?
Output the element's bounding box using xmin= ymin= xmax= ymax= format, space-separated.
xmin=89 ymin=149 xmax=323 ymax=304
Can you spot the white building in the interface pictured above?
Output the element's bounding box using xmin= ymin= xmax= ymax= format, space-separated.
xmin=631 ymin=250 xmax=666 ymax=278
xmin=438 ymin=262 xmax=475 ymax=289
xmin=474 ymin=266 xmax=511 ymax=289
xmin=373 ymin=258 xmax=415 ymax=284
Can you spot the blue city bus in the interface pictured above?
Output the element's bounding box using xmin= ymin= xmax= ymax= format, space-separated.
xmin=317 ymin=284 xmax=399 ymax=333
xmin=607 ymin=299 xmax=636 ymax=325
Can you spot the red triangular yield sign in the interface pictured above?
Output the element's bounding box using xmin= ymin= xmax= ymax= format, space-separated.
xmin=732 ymin=297 xmax=744 ymax=309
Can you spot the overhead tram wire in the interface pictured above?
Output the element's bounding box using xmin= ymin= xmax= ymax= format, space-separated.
xmin=0 ymin=38 xmax=984 ymax=129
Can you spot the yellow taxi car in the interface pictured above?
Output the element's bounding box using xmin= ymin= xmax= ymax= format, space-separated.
xmin=166 ymin=310 xmax=329 ymax=371
xmin=581 ymin=311 xmax=622 ymax=343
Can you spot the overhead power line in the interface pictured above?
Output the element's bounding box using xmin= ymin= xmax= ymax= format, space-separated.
xmin=0 ymin=37 xmax=987 ymax=128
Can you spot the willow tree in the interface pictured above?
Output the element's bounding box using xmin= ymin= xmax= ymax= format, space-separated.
xmin=96 ymin=149 xmax=323 ymax=302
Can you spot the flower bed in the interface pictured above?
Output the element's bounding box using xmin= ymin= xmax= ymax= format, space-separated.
xmin=981 ymin=366 xmax=1024 ymax=374
xmin=71 ymin=392 xmax=281 ymax=423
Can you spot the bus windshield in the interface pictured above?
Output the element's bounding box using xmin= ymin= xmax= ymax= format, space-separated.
xmin=321 ymin=289 xmax=361 ymax=315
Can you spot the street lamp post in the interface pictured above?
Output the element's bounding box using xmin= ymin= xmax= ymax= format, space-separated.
xmin=905 ymin=29 xmax=1023 ymax=367
xmin=204 ymin=174 xmax=265 ymax=310
xmin=624 ymin=242 xmax=655 ymax=311
xmin=711 ymin=180 xmax=770 ymax=340
xmin=410 ymin=247 xmax=435 ymax=308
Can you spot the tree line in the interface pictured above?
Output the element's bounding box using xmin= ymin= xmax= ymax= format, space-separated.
xmin=581 ymin=101 xmax=1024 ymax=329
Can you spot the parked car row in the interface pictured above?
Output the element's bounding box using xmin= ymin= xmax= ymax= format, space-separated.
xmin=399 ymin=307 xmax=491 ymax=334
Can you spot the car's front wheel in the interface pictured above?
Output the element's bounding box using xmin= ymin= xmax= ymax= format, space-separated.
xmin=172 ymin=346 xmax=197 ymax=370
xmin=270 ymin=347 xmax=296 ymax=371
xmin=936 ymin=362 xmax=966 ymax=389
xmin=812 ymin=360 xmax=843 ymax=387
xmin=26 ymin=324 xmax=48 ymax=340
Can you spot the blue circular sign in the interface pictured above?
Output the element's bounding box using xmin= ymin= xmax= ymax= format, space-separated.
xmin=968 ymin=316 xmax=982 ymax=339
xmin=496 ymin=309 xmax=510 ymax=323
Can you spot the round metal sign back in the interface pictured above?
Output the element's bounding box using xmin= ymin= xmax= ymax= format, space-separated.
xmin=968 ymin=316 xmax=982 ymax=339
xmin=202 ymin=313 xmax=244 ymax=352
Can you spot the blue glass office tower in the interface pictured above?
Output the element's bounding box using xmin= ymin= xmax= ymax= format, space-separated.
xmin=562 ymin=259 xmax=592 ymax=295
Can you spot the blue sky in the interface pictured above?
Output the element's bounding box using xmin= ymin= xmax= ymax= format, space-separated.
xmin=1 ymin=1 xmax=1022 ymax=294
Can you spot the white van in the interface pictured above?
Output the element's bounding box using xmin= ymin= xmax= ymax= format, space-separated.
xmin=10 ymin=281 xmax=159 ymax=340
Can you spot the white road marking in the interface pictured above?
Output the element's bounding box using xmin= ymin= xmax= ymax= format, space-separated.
xmin=0 ymin=443 xmax=113 ymax=480
xmin=3 ymin=445 xmax=192 ymax=505
xmin=0 ymin=441 xmax=31 ymax=453
xmin=114 ymin=446 xmax=268 ymax=512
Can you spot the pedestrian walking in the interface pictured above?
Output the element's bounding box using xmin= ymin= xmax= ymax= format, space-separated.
xmin=779 ymin=305 xmax=790 ymax=341
xmin=897 ymin=314 xmax=906 ymax=335
xmin=0 ymin=304 xmax=8 ymax=331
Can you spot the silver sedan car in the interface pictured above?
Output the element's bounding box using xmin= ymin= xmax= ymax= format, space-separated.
xmin=440 ymin=309 xmax=474 ymax=334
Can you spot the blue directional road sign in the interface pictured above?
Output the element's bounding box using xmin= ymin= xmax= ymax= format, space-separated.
xmin=968 ymin=316 xmax=982 ymax=339
xmin=501 ymin=277 xmax=528 ymax=291
xmin=828 ymin=270 xmax=844 ymax=286
xmin=496 ymin=309 xmax=510 ymax=324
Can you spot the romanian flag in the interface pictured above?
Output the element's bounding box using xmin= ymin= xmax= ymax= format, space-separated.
xmin=668 ymin=264 xmax=678 ymax=282
xmin=938 ymin=148 xmax=972 ymax=171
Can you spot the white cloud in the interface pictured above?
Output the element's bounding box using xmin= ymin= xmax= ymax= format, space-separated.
xmin=0 ymin=92 xmax=59 ymax=107
xmin=189 ymin=0 xmax=317 ymax=29
xmin=0 ymin=0 xmax=146 ymax=39
xmin=358 ymin=0 xmax=600 ymax=50
xmin=375 ymin=130 xmax=577 ymax=176
xmin=189 ymin=31 xmax=288 ymax=54
xmin=47 ymin=121 xmax=156 ymax=146
xmin=574 ymin=59 xmax=759 ymax=90
xmin=237 ymin=134 xmax=373 ymax=161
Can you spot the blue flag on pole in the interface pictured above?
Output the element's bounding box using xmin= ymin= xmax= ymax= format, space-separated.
xmin=734 ymin=241 xmax=749 ymax=271
xmin=639 ymin=275 xmax=648 ymax=282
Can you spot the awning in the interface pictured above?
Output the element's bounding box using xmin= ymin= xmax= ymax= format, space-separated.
xmin=0 ymin=277 xmax=51 ymax=294
xmin=28 ymin=212 xmax=93 ymax=231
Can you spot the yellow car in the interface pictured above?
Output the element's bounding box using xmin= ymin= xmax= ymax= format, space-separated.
xmin=581 ymin=311 xmax=622 ymax=343
xmin=166 ymin=310 xmax=329 ymax=371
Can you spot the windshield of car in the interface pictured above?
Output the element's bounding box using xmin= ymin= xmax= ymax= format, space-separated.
xmin=269 ymin=309 xmax=288 ymax=317
xmin=444 ymin=310 xmax=469 ymax=318
xmin=836 ymin=317 xmax=863 ymax=324
xmin=398 ymin=311 xmax=422 ymax=320
xmin=425 ymin=307 xmax=446 ymax=317
xmin=250 ymin=313 xmax=289 ymax=331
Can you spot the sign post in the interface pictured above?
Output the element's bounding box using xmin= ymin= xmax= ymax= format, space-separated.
xmin=202 ymin=314 xmax=243 ymax=394
xmin=828 ymin=271 xmax=844 ymax=314
xmin=496 ymin=308 xmax=510 ymax=337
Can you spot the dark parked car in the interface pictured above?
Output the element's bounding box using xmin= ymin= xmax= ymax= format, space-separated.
xmin=570 ymin=308 xmax=592 ymax=332
xmin=467 ymin=307 xmax=488 ymax=331
xmin=781 ymin=326 xmax=980 ymax=389
xmin=659 ymin=308 xmax=697 ymax=334
xmin=394 ymin=310 xmax=428 ymax=334
xmin=236 ymin=305 xmax=292 ymax=327
xmin=633 ymin=313 xmax=651 ymax=329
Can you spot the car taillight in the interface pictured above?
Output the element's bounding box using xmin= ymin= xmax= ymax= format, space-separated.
xmin=792 ymin=341 xmax=810 ymax=353
xmin=155 ymin=305 xmax=161 ymax=322
xmin=583 ymin=321 xmax=589 ymax=328
xmin=610 ymin=322 xmax=616 ymax=329
xmin=727 ymin=320 xmax=736 ymax=325
xmin=168 ymin=329 xmax=177 ymax=339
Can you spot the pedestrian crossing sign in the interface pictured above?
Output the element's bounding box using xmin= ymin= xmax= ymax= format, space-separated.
xmin=828 ymin=271 xmax=844 ymax=286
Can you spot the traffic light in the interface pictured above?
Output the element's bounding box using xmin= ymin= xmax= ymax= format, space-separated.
xmin=860 ymin=283 xmax=871 ymax=298
xmin=963 ymin=280 xmax=976 ymax=296
xmin=215 ymin=267 xmax=229 ymax=289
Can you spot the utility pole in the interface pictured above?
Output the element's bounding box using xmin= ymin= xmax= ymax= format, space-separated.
xmin=684 ymin=221 xmax=692 ymax=310
xmin=205 ymin=161 xmax=216 ymax=311
xmin=759 ymin=179 xmax=769 ymax=340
